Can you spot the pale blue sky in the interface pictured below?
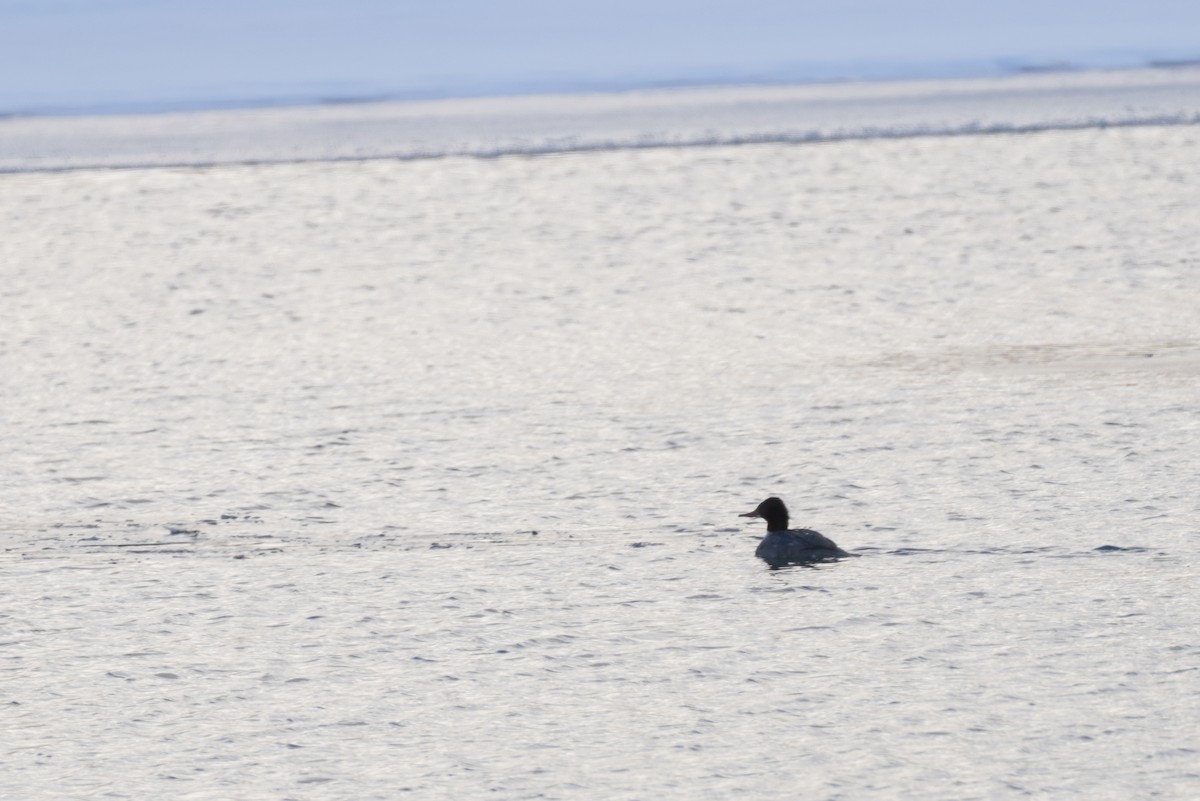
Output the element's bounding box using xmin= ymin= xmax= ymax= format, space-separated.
xmin=2 ymin=1 xmax=1198 ymax=114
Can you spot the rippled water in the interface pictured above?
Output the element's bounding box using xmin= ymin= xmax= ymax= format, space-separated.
xmin=3 ymin=124 xmax=1199 ymax=799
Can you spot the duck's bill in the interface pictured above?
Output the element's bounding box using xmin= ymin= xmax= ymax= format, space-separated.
xmin=738 ymin=511 xmax=761 ymax=518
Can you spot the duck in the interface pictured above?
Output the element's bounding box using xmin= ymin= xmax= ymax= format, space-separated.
xmin=739 ymin=497 xmax=852 ymax=567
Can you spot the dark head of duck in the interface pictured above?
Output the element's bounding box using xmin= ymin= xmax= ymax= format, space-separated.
xmin=738 ymin=497 xmax=790 ymax=531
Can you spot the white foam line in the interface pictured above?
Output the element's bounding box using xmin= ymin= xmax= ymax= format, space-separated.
xmin=3 ymin=67 xmax=1199 ymax=173
xmin=4 ymin=112 xmax=1199 ymax=175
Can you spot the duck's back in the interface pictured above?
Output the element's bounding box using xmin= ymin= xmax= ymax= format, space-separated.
xmin=756 ymin=529 xmax=849 ymax=567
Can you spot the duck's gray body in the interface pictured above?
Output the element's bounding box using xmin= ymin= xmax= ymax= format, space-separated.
xmin=740 ymin=496 xmax=852 ymax=567
xmin=754 ymin=528 xmax=851 ymax=567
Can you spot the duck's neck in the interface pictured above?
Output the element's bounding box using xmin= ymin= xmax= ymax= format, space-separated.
xmin=763 ymin=514 xmax=790 ymax=532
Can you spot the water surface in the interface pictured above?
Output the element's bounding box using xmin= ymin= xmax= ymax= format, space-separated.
xmin=2 ymin=123 xmax=1199 ymax=799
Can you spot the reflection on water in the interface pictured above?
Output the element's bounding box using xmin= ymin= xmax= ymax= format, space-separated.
xmin=3 ymin=124 xmax=1199 ymax=800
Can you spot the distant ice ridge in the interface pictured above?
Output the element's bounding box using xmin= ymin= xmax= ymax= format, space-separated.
xmin=2 ymin=67 xmax=1199 ymax=173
